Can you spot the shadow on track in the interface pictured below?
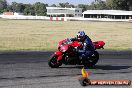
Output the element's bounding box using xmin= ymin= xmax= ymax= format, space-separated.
xmin=57 ymin=65 xmax=131 ymax=71
xmin=94 ymin=65 xmax=132 ymax=70
xmin=0 ymin=50 xmax=132 ymax=64
xmin=59 ymin=65 xmax=83 ymax=69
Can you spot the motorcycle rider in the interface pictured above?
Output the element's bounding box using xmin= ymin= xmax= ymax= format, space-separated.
xmin=71 ymin=31 xmax=95 ymax=61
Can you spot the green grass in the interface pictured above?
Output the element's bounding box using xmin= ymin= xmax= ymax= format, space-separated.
xmin=0 ymin=19 xmax=132 ymax=51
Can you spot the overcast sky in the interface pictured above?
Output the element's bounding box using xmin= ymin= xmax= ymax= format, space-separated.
xmin=6 ymin=0 xmax=95 ymax=5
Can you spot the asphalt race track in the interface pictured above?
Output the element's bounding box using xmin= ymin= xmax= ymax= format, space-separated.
xmin=0 ymin=50 xmax=132 ymax=88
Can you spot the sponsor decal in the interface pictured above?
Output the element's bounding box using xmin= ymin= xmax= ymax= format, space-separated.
xmin=79 ymin=68 xmax=131 ymax=86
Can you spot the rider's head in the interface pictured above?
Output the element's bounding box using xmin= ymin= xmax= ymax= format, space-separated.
xmin=76 ymin=31 xmax=86 ymax=42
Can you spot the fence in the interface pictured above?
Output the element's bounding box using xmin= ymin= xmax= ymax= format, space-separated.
xmin=0 ymin=15 xmax=131 ymax=22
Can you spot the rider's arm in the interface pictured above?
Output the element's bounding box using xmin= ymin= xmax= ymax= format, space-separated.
xmin=78 ymin=43 xmax=87 ymax=53
xmin=70 ymin=37 xmax=78 ymax=41
xmin=85 ymin=36 xmax=95 ymax=50
xmin=78 ymin=37 xmax=95 ymax=53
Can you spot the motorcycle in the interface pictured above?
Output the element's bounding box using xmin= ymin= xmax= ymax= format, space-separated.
xmin=48 ymin=38 xmax=105 ymax=68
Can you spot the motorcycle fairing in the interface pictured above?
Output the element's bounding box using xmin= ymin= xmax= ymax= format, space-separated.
xmin=93 ymin=41 xmax=105 ymax=49
xmin=54 ymin=51 xmax=63 ymax=61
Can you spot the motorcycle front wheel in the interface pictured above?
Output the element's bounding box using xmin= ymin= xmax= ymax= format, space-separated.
xmin=48 ymin=54 xmax=62 ymax=68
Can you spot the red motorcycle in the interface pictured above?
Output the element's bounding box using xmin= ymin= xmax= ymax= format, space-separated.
xmin=48 ymin=38 xmax=105 ymax=68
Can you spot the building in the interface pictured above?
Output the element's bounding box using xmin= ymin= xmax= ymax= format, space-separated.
xmin=3 ymin=12 xmax=23 ymax=16
xmin=46 ymin=7 xmax=82 ymax=17
xmin=3 ymin=12 xmax=14 ymax=15
xmin=83 ymin=10 xmax=132 ymax=19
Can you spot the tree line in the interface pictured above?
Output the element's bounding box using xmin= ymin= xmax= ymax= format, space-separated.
xmin=0 ymin=0 xmax=132 ymax=16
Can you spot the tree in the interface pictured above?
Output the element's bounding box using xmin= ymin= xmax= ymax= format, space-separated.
xmin=78 ymin=4 xmax=89 ymax=12
xmin=129 ymin=6 xmax=132 ymax=11
xmin=51 ymin=4 xmax=57 ymax=7
xmin=86 ymin=0 xmax=107 ymax=10
xmin=112 ymin=0 xmax=129 ymax=10
xmin=34 ymin=2 xmax=48 ymax=16
xmin=1 ymin=0 xmax=131 ymax=16
xmin=106 ymin=0 xmax=113 ymax=9
xmin=106 ymin=0 xmax=132 ymax=10
xmin=8 ymin=2 xmax=25 ymax=13
xmin=59 ymin=3 xmax=65 ymax=7
xmin=0 ymin=0 xmax=7 ymax=13
xmin=127 ymin=0 xmax=132 ymax=11
xmin=78 ymin=0 xmax=107 ymax=11
xmin=59 ymin=2 xmax=75 ymax=8
xmin=95 ymin=0 xmax=107 ymax=10
xmin=16 ymin=3 xmax=25 ymax=13
xmin=24 ymin=4 xmax=35 ymax=15
xmin=11 ymin=2 xmax=17 ymax=12
xmin=90 ymin=2 xmax=97 ymax=10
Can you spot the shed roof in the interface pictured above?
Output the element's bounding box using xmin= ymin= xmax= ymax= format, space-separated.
xmin=46 ymin=7 xmax=82 ymax=10
xmin=83 ymin=10 xmax=132 ymax=15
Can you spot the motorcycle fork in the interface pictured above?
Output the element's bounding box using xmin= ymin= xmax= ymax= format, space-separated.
xmin=57 ymin=55 xmax=63 ymax=62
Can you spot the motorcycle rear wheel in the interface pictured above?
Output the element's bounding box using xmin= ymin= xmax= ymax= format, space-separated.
xmin=84 ymin=51 xmax=99 ymax=68
xmin=48 ymin=54 xmax=62 ymax=68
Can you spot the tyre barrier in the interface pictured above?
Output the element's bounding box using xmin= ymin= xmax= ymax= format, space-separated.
xmin=50 ymin=17 xmax=65 ymax=21
xmin=128 ymin=19 xmax=132 ymax=22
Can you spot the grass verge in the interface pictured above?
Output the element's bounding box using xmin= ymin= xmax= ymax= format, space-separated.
xmin=0 ymin=19 xmax=132 ymax=51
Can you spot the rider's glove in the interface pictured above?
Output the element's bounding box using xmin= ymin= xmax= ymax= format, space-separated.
xmin=74 ymin=47 xmax=78 ymax=52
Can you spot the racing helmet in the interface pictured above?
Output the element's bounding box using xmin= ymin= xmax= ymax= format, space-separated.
xmin=76 ymin=31 xmax=86 ymax=42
